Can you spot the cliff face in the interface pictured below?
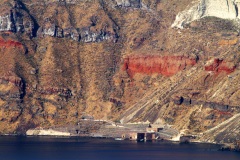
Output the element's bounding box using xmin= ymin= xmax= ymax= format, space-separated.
xmin=123 ymin=55 xmax=197 ymax=77
xmin=0 ymin=1 xmax=34 ymax=36
xmin=172 ymin=0 xmax=240 ymax=28
xmin=0 ymin=0 xmax=239 ymax=144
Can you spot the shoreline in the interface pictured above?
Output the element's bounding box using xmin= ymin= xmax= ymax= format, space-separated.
xmin=1 ymin=133 xmax=239 ymax=151
xmin=0 ymin=133 xmax=228 ymax=147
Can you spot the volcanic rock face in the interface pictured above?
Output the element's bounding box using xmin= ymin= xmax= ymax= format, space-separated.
xmin=115 ymin=0 xmax=142 ymax=8
xmin=37 ymin=23 xmax=56 ymax=37
xmin=0 ymin=38 xmax=24 ymax=49
xmin=172 ymin=0 xmax=240 ymax=28
xmin=0 ymin=1 xmax=34 ymax=36
xmin=0 ymin=0 xmax=239 ymax=145
xmin=80 ymin=27 xmax=117 ymax=43
xmin=205 ymin=58 xmax=236 ymax=74
xmin=0 ymin=74 xmax=24 ymax=126
xmin=0 ymin=14 xmax=14 ymax=32
xmin=123 ymin=55 xmax=197 ymax=78
xmin=37 ymin=21 xmax=117 ymax=42
xmin=35 ymin=2 xmax=118 ymax=42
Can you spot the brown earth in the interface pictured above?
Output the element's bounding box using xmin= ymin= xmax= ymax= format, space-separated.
xmin=0 ymin=0 xmax=239 ymax=144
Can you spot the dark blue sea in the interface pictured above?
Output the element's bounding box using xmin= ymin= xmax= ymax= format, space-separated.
xmin=0 ymin=136 xmax=239 ymax=160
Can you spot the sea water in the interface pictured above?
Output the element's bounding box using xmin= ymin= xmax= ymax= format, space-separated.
xmin=0 ymin=136 xmax=239 ymax=160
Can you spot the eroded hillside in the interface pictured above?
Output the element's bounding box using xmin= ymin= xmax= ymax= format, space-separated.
xmin=0 ymin=0 xmax=239 ymax=144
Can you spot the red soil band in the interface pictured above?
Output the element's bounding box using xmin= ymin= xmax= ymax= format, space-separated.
xmin=0 ymin=38 xmax=23 ymax=49
xmin=205 ymin=58 xmax=236 ymax=74
xmin=123 ymin=55 xmax=197 ymax=78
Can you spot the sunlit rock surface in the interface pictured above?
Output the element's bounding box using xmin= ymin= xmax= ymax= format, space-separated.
xmin=172 ymin=0 xmax=240 ymax=28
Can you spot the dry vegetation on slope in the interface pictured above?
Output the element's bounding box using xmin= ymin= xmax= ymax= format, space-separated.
xmin=0 ymin=0 xmax=239 ymax=143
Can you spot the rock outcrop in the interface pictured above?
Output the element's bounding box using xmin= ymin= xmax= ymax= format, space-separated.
xmin=37 ymin=23 xmax=81 ymax=41
xmin=0 ymin=0 xmax=239 ymax=146
xmin=0 ymin=38 xmax=24 ymax=49
xmin=80 ymin=27 xmax=118 ymax=43
xmin=37 ymin=24 xmax=117 ymax=42
xmin=172 ymin=0 xmax=240 ymax=28
xmin=115 ymin=0 xmax=142 ymax=8
xmin=0 ymin=13 xmax=14 ymax=32
xmin=123 ymin=55 xmax=197 ymax=78
xmin=0 ymin=76 xmax=23 ymax=88
xmin=205 ymin=58 xmax=236 ymax=74
xmin=0 ymin=1 xmax=35 ymax=36
xmin=0 ymin=76 xmax=24 ymax=114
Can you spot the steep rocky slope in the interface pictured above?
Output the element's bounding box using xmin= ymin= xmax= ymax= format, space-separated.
xmin=172 ymin=0 xmax=240 ymax=28
xmin=0 ymin=0 xmax=239 ymax=144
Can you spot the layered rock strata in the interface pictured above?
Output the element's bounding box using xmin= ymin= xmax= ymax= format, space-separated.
xmin=123 ymin=55 xmax=197 ymax=78
xmin=0 ymin=0 xmax=239 ymax=146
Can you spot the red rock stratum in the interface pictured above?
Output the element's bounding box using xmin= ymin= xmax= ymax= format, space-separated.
xmin=0 ymin=38 xmax=23 ymax=49
xmin=123 ymin=55 xmax=197 ymax=78
xmin=205 ymin=58 xmax=236 ymax=74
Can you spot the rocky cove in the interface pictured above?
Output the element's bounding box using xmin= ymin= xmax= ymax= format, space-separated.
xmin=22 ymin=119 xmax=240 ymax=152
